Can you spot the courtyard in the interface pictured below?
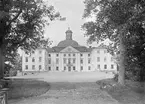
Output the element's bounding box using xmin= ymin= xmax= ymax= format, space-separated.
xmin=8 ymin=71 xmax=121 ymax=104
xmin=13 ymin=71 xmax=114 ymax=82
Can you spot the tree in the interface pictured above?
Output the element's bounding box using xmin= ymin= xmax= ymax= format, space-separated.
xmin=125 ymin=23 xmax=145 ymax=82
xmin=82 ymin=0 xmax=145 ymax=85
xmin=5 ymin=52 xmax=22 ymax=75
xmin=0 ymin=0 xmax=64 ymax=79
xmin=9 ymin=53 xmax=22 ymax=76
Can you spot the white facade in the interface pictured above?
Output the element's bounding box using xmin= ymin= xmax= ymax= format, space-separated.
xmin=22 ymin=28 xmax=117 ymax=75
xmin=22 ymin=48 xmax=48 ymax=75
xmin=91 ymin=48 xmax=117 ymax=71
xmin=47 ymin=46 xmax=92 ymax=72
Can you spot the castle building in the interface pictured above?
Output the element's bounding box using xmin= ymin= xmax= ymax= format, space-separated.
xmin=22 ymin=28 xmax=117 ymax=75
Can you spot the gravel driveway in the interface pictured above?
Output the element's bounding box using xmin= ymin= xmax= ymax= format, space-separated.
xmin=8 ymin=72 xmax=121 ymax=104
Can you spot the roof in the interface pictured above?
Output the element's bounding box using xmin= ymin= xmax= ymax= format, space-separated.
xmin=46 ymin=47 xmax=54 ymax=52
xmin=47 ymin=46 xmax=91 ymax=53
xmin=57 ymin=40 xmax=80 ymax=47
xmin=95 ymin=43 xmax=108 ymax=49
xmin=46 ymin=28 xmax=94 ymax=53
xmin=52 ymin=47 xmax=64 ymax=52
xmin=65 ymin=29 xmax=72 ymax=33
xmin=74 ymin=46 xmax=92 ymax=52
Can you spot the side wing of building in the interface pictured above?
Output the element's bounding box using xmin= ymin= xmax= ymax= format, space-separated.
xmin=22 ymin=48 xmax=48 ymax=75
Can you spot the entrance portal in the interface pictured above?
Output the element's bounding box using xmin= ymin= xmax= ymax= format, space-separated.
xmin=68 ymin=66 xmax=71 ymax=71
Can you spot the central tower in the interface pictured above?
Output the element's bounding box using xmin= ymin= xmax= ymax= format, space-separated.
xmin=57 ymin=28 xmax=79 ymax=47
xmin=65 ymin=27 xmax=73 ymax=40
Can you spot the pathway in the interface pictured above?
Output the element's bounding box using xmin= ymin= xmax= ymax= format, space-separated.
xmin=8 ymin=72 xmax=121 ymax=104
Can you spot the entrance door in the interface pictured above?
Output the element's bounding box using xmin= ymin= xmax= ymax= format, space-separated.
xmin=68 ymin=66 xmax=71 ymax=71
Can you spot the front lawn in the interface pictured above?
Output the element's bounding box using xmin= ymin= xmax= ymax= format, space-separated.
xmin=8 ymin=79 xmax=50 ymax=99
xmin=97 ymin=79 xmax=145 ymax=104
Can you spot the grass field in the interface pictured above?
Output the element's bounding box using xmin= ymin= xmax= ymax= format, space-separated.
xmin=8 ymin=79 xmax=50 ymax=99
xmin=97 ymin=79 xmax=145 ymax=104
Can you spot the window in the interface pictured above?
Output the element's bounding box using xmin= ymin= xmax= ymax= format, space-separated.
xmin=88 ymin=59 xmax=91 ymax=64
xmin=49 ymin=67 xmax=51 ymax=71
xmin=39 ymin=51 xmax=42 ymax=54
xmin=88 ymin=54 xmax=90 ymax=57
xmin=32 ymin=65 xmax=35 ymax=70
xmin=104 ymin=65 xmax=107 ymax=69
xmin=39 ymin=65 xmax=41 ymax=70
xmin=64 ymin=54 xmax=66 ymax=57
xmin=97 ymin=50 xmax=100 ymax=54
xmin=32 ymin=51 xmax=35 ymax=54
xmin=81 ymin=66 xmax=83 ymax=71
xmin=56 ymin=67 xmax=59 ymax=71
xmin=68 ymin=58 xmax=71 ymax=64
xmin=73 ymin=54 xmax=75 ymax=57
xmin=80 ymin=59 xmax=83 ymax=64
xmin=73 ymin=58 xmax=75 ymax=64
xmin=104 ymin=57 xmax=107 ymax=62
xmin=56 ymin=58 xmax=59 ymax=64
xmin=56 ymin=54 xmax=59 ymax=57
xmin=68 ymin=54 xmax=71 ymax=57
xmin=48 ymin=54 xmax=51 ymax=57
xmin=64 ymin=66 xmax=66 ymax=70
xmin=48 ymin=59 xmax=51 ymax=64
xmin=25 ymin=65 xmax=28 ymax=70
xmin=68 ymin=67 xmax=71 ymax=71
xmin=25 ymin=57 xmax=28 ymax=62
xmin=63 ymin=58 xmax=66 ymax=64
xmin=73 ymin=66 xmax=75 ymax=70
xmin=111 ymin=65 xmax=114 ymax=69
xmin=97 ymin=65 xmax=100 ymax=69
xmin=80 ymin=54 xmax=83 ymax=57
xmin=39 ymin=57 xmax=42 ymax=62
xmin=88 ymin=66 xmax=91 ymax=70
xmin=32 ymin=57 xmax=35 ymax=62
xmin=97 ymin=57 xmax=100 ymax=62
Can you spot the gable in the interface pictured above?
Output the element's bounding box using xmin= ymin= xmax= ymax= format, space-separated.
xmin=60 ymin=46 xmax=80 ymax=53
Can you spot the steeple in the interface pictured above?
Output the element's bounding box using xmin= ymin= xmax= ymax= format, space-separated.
xmin=65 ymin=27 xmax=72 ymax=40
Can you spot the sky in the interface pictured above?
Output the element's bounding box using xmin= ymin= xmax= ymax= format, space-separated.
xmin=19 ymin=0 xmax=111 ymax=55
xmin=44 ymin=0 xmax=101 ymax=47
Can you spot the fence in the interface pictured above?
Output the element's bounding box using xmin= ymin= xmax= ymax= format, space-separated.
xmin=0 ymin=88 xmax=9 ymax=104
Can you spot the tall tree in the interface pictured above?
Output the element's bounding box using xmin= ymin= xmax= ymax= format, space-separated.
xmin=82 ymin=0 xmax=145 ymax=85
xmin=0 ymin=0 xmax=64 ymax=79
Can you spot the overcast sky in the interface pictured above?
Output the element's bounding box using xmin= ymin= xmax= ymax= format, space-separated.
xmin=44 ymin=0 xmax=111 ymax=47
xmin=44 ymin=0 xmax=98 ymax=47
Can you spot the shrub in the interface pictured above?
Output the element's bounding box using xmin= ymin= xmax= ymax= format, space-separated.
xmin=113 ymin=73 xmax=118 ymax=82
